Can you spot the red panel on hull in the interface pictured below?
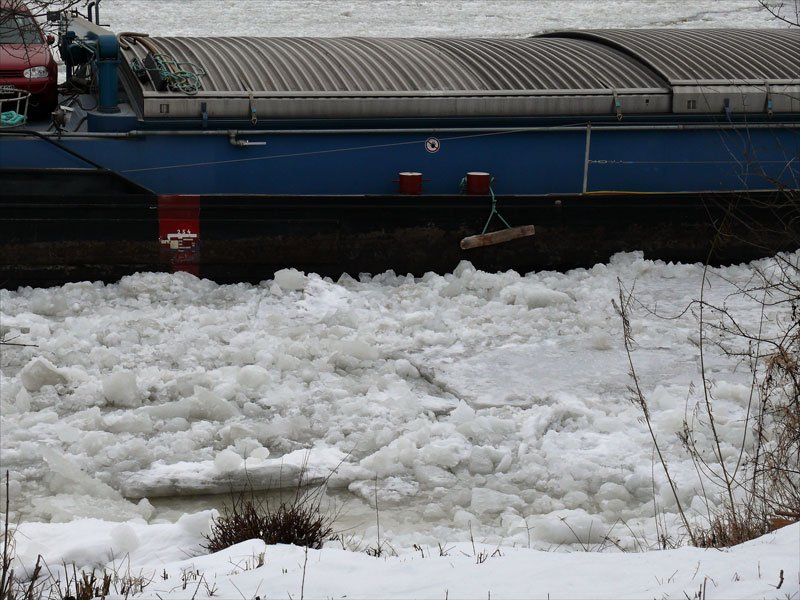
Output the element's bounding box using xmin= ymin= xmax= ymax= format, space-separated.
xmin=158 ymin=194 xmax=200 ymax=275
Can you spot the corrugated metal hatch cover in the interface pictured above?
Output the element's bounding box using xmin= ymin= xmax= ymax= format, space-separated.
xmin=545 ymin=29 xmax=800 ymax=84
xmin=121 ymin=36 xmax=666 ymax=94
xmin=118 ymin=29 xmax=799 ymax=119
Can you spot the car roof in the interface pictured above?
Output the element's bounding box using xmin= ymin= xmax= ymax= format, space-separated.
xmin=0 ymin=0 xmax=34 ymax=14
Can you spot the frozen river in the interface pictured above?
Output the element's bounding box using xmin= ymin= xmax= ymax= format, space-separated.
xmin=100 ymin=0 xmax=784 ymax=37
xmin=1 ymin=253 xmax=788 ymax=548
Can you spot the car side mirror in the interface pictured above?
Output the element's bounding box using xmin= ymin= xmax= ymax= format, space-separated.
xmin=46 ymin=34 xmax=55 ymax=45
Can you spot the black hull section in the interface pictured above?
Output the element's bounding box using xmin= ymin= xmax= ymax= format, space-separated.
xmin=1 ymin=169 xmax=798 ymax=287
xmin=1 ymin=169 xmax=158 ymax=287
xmin=197 ymin=193 xmax=799 ymax=280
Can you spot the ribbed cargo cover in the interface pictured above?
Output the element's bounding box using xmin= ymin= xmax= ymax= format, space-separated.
xmin=124 ymin=37 xmax=666 ymax=93
xmin=117 ymin=29 xmax=800 ymax=120
xmin=543 ymin=29 xmax=800 ymax=85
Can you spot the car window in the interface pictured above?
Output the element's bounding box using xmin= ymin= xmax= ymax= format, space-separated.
xmin=0 ymin=10 xmax=44 ymax=44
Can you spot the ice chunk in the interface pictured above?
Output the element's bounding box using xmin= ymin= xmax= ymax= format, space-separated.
xmin=495 ymin=453 xmax=513 ymax=473
xmin=470 ymin=488 xmax=525 ymax=515
xmin=175 ymin=372 xmax=213 ymax=397
xmin=42 ymin=447 xmax=122 ymax=500
xmin=136 ymin=498 xmax=154 ymax=520
xmin=467 ymin=447 xmax=496 ymax=475
xmin=56 ymin=426 xmax=81 ymax=443
xmin=422 ymin=503 xmax=447 ymax=520
xmin=103 ymin=412 xmax=153 ymax=434
xmin=102 ymin=371 xmax=140 ymax=408
xmin=237 ymin=365 xmax=270 ymax=389
xmin=20 ymin=357 xmax=67 ymax=391
xmin=413 ymin=464 xmax=458 ymax=488
xmin=351 ymin=476 xmax=420 ymax=505
xmin=394 ymin=359 xmax=420 ymax=379
xmin=274 ymin=268 xmax=308 ymax=291
xmin=448 ymin=401 xmax=476 ymax=424
xmin=419 ymin=395 xmax=458 ymax=416
xmin=15 ymin=388 xmax=31 ymax=412
xmin=562 ymin=490 xmax=590 ymax=509
xmin=29 ymin=290 xmax=68 ymax=316
xmin=609 ymin=250 xmax=644 ymax=267
xmin=596 ymin=482 xmax=631 ymax=503
xmin=440 ymin=278 xmax=464 ymax=298
xmin=331 ymin=340 xmax=379 ymax=361
xmin=233 ymin=437 xmax=262 ymax=458
xmin=214 ymin=448 xmax=244 ymax=473
xmin=145 ymin=398 xmax=193 ymax=420
xmin=193 ymin=387 xmax=240 ymax=421
xmin=453 ymin=509 xmax=479 ymax=528
xmin=500 ymin=283 xmax=570 ymax=308
xmin=502 ymin=512 xmax=530 ymax=537
xmin=531 ymin=509 xmax=608 ymax=545
xmin=419 ymin=440 xmax=465 ymax=469
xmin=78 ymin=431 xmax=117 ymax=456
xmin=453 ymin=260 xmax=476 ymax=278
xmin=30 ymin=494 xmax=146 ymax=523
xmin=248 ymin=446 xmax=271 ymax=460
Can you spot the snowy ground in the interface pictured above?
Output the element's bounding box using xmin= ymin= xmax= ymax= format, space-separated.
xmin=1 ymin=1 xmax=799 ymax=598
xmin=9 ymin=519 xmax=799 ymax=600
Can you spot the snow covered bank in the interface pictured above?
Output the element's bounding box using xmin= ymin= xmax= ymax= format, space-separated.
xmin=10 ymin=517 xmax=798 ymax=600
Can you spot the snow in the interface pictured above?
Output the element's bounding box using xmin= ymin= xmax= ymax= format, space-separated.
xmin=1 ymin=1 xmax=799 ymax=598
xmin=8 ymin=519 xmax=799 ymax=599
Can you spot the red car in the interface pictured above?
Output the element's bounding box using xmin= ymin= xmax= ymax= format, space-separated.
xmin=0 ymin=0 xmax=58 ymax=118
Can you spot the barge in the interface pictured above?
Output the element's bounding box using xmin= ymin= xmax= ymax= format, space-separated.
xmin=1 ymin=5 xmax=799 ymax=286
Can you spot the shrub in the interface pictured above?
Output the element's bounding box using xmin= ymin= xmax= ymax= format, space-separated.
xmin=202 ymin=486 xmax=334 ymax=553
xmin=692 ymin=507 xmax=771 ymax=548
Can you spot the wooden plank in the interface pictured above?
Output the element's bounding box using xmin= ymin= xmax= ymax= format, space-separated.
xmin=460 ymin=225 xmax=536 ymax=250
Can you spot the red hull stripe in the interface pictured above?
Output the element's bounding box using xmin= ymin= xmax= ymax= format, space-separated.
xmin=158 ymin=195 xmax=200 ymax=251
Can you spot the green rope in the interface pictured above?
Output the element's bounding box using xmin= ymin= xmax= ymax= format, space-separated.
xmin=460 ymin=176 xmax=511 ymax=234
xmin=481 ymin=185 xmax=512 ymax=235
xmin=1 ymin=111 xmax=26 ymax=127
xmin=134 ymin=54 xmax=206 ymax=96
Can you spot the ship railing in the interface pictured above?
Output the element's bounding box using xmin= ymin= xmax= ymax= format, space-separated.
xmin=0 ymin=86 xmax=30 ymax=128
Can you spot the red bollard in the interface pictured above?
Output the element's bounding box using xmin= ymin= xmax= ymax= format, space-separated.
xmin=465 ymin=172 xmax=491 ymax=195
xmin=398 ymin=172 xmax=423 ymax=195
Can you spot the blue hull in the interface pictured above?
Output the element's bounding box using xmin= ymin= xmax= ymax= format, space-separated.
xmin=3 ymin=124 xmax=798 ymax=196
